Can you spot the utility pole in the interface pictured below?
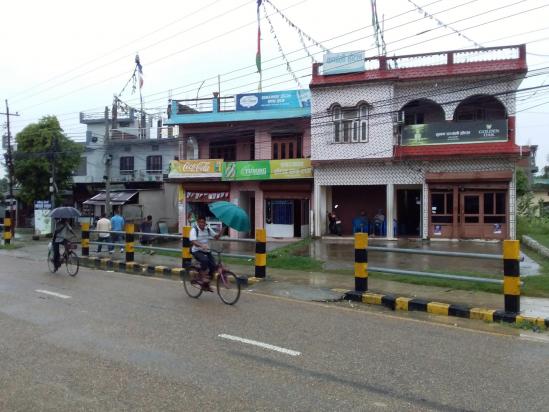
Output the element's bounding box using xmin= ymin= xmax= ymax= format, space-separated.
xmin=104 ymin=106 xmax=112 ymax=217
xmin=2 ymin=99 xmax=20 ymax=233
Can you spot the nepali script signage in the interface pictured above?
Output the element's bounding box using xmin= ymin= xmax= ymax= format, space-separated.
xmin=401 ymin=120 xmax=508 ymax=146
xmin=236 ymin=89 xmax=311 ymax=111
xmin=222 ymin=159 xmax=312 ymax=181
xmin=322 ymin=51 xmax=365 ymax=75
xmin=168 ymin=159 xmax=223 ymax=178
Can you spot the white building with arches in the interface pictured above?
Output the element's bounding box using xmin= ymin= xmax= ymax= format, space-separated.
xmin=310 ymin=45 xmax=528 ymax=240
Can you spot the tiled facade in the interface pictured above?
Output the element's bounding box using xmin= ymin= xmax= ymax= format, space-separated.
xmin=310 ymin=46 xmax=526 ymax=240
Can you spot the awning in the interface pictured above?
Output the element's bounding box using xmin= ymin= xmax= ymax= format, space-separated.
xmin=83 ymin=191 xmax=138 ymax=206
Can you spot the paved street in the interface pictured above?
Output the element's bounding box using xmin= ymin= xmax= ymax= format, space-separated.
xmin=1 ymin=253 xmax=548 ymax=411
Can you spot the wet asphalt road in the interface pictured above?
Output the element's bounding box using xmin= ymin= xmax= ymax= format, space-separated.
xmin=0 ymin=254 xmax=548 ymax=411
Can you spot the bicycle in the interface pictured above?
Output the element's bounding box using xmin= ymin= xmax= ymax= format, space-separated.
xmin=48 ymin=241 xmax=80 ymax=276
xmin=182 ymin=249 xmax=241 ymax=305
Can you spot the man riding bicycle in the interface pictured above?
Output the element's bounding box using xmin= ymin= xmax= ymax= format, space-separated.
xmin=189 ymin=216 xmax=221 ymax=291
xmin=52 ymin=218 xmax=77 ymax=271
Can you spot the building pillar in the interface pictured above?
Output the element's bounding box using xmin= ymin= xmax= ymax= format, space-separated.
xmin=386 ymin=183 xmax=395 ymax=239
xmin=422 ymin=183 xmax=429 ymax=239
xmin=314 ymin=185 xmax=329 ymax=237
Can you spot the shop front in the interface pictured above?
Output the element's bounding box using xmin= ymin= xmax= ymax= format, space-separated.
xmin=167 ymin=159 xmax=226 ymax=232
xmin=426 ymin=171 xmax=512 ymax=239
xmin=223 ymin=158 xmax=313 ymax=238
xmin=169 ymin=158 xmax=313 ymax=238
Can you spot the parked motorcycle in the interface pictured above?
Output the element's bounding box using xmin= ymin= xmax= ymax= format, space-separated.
xmin=328 ymin=211 xmax=342 ymax=236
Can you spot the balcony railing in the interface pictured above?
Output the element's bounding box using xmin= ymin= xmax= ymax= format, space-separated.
xmin=173 ymin=96 xmax=236 ymax=115
xmin=315 ymin=45 xmax=526 ymax=75
xmin=109 ymin=126 xmax=179 ymax=140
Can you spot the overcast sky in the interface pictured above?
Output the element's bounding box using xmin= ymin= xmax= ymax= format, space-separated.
xmin=1 ymin=0 xmax=548 ymax=177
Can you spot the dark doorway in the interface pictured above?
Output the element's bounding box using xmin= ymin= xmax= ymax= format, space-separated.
xmin=293 ymin=199 xmax=301 ymax=237
xmin=249 ymin=197 xmax=255 ymax=237
xmin=396 ymin=189 xmax=421 ymax=236
xmin=331 ymin=185 xmax=386 ymax=235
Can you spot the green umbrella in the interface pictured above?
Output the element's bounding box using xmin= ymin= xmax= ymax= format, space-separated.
xmin=208 ymin=201 xmax=251 ymax=232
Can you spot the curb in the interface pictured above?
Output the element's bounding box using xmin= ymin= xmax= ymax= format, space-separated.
xmin=82 ymin=256 xmax=261 ymax=286
xmin=344 ymin=290 xmax=549 ymax=328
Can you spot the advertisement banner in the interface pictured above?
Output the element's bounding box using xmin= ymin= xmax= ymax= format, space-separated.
xmin=223 ymin=159 xmax=312 ymax=181
xmin=401 ymin=120 xmax=508 ymax=146
xmin=168 ymin=159 xmax=223 ymax=178
xmin=322 ymin=51 xmax=365 ymax=75
xmin=223 ymin=160 xmax=270 ymax=181
xmin=270 ymin=159 xmax=312 ymax=179
xmin=34 ymin=200 xmax=52 ymax=235
xmin=236 ymin=89 xmax=311 ymax=111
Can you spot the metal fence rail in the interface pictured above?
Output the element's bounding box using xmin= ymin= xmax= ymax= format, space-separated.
xmin=368 ymin=266 xmax=505 ymax=285
xmin=352 ymin=233 xmax=523 ymax=313
xmin=368 ymin=246 xmax=504 ymax=261
xmin=87 ymin=229 xmax=255 ymax=260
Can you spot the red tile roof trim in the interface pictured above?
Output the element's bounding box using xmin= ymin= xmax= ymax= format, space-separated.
xmin=394 ymin=141 xmax=521 ymax=160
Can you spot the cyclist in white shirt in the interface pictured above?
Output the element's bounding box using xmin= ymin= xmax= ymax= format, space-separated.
xmin=189 ymin=216 xmax=221 ymax=291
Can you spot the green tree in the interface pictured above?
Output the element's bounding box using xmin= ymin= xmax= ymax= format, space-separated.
xmin=13 ymin=116 xmax=82 ymax=205
xmin=516 ymin=168 xmax=530 ymax=197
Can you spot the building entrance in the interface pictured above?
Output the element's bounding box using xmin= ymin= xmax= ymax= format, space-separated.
xmin=396 ymin=189 xmax=421 ymax=237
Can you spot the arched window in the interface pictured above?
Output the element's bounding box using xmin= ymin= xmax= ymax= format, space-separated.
xmin=332 ymin=103 xmax=370 ymax=143
xmin=454 ymin=95 xmax=507 ymax=121
xmin=400 ymin=99 xmax=445 ymax=125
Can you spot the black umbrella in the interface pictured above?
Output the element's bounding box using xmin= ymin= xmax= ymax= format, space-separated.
xmin=49 ymin=207 xmax=81 ymax=219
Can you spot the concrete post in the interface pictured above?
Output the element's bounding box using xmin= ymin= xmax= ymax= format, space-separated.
xmin=354 ymin=233 xmax=368 ymax=292
xmin=81 ymin=223 xmax=90 ymax=257
xmin=182 ymin=226 xmax=192 ymax=268
xmin=125 ymin=223 xmax=134 ymax=263
xmin=503 ymin=240 xmax=520 ymax=313
xmin=255 ymin=228 xmax=267 ymax=278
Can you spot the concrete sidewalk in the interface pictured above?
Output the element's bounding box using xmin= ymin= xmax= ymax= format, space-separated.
xmin=2 ymin=236 xmax=548 ymax=320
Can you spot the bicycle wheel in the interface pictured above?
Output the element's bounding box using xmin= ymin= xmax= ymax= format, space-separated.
xmin=183 ymin=265 xmax=203 ymax=299
xmin=65 ymin=251 xmax=79 ymax=276
xmin=47 ymin=250 xmax=56 ymax=273
xmin=217 ymin=270 xmax=241 ymax=305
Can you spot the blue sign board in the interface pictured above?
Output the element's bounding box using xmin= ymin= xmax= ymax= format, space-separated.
xmin=236 ymin=89 xmax=311 ymax=111
xmin=322 ymin=51 xmax=365 ymax=75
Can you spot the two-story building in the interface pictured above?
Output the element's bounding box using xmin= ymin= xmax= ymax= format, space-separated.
xmin=311 ymin=45 xmax=527 ymax=240
xmin=73 ymin=108 xmax=180 ymax=229
xmin=164 ymin=90 xmax=312 ymax=238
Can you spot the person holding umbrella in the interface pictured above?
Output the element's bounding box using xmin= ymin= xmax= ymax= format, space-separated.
xmin=52 ymin=218 xmax=77 ymax=271
xmin=189 ymin=216 xmax=222 ymax=291
xmin=48 ymin=207 xmax=80 ymax=271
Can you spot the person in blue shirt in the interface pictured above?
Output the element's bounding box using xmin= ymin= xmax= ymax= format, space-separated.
xmin=110 ymin=207 xmax=125 ymax=253
xmin=352 ymin=210 xmax=368 ymax=234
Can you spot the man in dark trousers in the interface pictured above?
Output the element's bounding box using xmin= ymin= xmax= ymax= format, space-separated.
xmin=189 ymin=216 xmax=221 ymax=291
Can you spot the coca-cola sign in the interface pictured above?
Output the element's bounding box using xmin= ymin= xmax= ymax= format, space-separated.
xmin=168 ymin=159 xmax=223 ymax=179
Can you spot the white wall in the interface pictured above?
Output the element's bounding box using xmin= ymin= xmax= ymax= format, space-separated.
xmin=311 ymin=83 xmax=394 ymax=161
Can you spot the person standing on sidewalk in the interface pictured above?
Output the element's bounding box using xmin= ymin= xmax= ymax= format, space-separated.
xmin=96 ymin=213 xmax=112 ymax=253
xmin=110 ymin=207 xmax=125 ymax=253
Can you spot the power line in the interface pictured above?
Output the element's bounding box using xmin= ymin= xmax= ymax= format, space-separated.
xmin=6 ymin=0 xmax=470 ymax=126
xmin=7 ymin=3 xmax=544 ymax=132
xmin=7 ymin=0 xmax=229 ymax=103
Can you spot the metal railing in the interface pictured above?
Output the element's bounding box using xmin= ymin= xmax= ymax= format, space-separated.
xmin=86 ymin=228 xmax=257 ymax=262
xmin=352 ymin=233 xmax=522 ymax=313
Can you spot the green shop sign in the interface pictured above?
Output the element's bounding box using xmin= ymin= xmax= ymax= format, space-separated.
xmin=222 ymin=159 xmax=312 ymax=181
xmin=401 ymin=120 xmax=508 ymax=146
xmin=223 ymin=160 xmax=270 ymax=181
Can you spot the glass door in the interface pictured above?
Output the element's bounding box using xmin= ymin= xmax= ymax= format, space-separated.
xmin=460 ymin=192 xmax=482 ymax=238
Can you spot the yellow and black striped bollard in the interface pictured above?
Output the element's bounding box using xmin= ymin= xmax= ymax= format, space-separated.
xmin=182 ymin=226 xmax=192 ymax=268
xmin=3 ymin=210 xmax=11 ymax=245
xmin=125 ymin=223 xmax=135 ymax=262
xmin=354 ymin=232 xmax=368 ymax=292
xmin=255 ymin=228 xmax=266 ymax=278
xmin=503 ymin=239 xmax=520 ymax=313
xmin=81 ymin=223 xmax=90 ymax=256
